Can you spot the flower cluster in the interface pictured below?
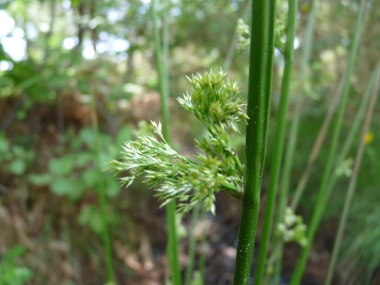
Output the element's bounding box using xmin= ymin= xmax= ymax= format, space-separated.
xmin=236 ymin=18 xmax=250 ymax=52
xmin=277 ymin=207 xmax=308 ymax=247
xmin=335 ymin=157 xmax=354 ymax=178
xmin=237 ymin=7 xmax=287 ymax=54
xmin=107 ymin=70 xmax=247 ymax=216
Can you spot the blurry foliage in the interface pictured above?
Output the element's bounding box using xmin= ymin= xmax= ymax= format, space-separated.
xmin=0 ymin=132 xmax=35 ymax=176
xmin=0 ymin=0 xmax=379 ymax=283
xmin=0 ymin=246 xmax=33 ymax=285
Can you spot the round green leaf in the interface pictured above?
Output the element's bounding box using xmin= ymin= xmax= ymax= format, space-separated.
xmin=49 ymin=156 xmax=74 ymax=176
xmin=7 ymin=159 xmax=26 ymax=175
xmin=28 ymin=173 xmax=52 ymax=186
xmin=51 ymin=178 xmax=86 ymax=201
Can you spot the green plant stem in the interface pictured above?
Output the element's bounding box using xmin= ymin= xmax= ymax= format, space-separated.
xmin=291 ymin=66 xmax=345 ymax=210
xmin=162 ymin=0 xmax=169 ymax=99
xmin=151 ymin=1 xmax=181 ymax=284
xmin=321 ymin=62 xmax=379 ymax=207
xmin=253 ymin=0 xmax=298 ymax=284
xmin=289 ymin=1 xmax=366 ymax=284
xmin=276 ymin=0 xmax=318 ymax=216
xmin=291 ymin=0 xmax=374 ymax=211
xmin=199 ymin=207 xmax=207 ymax=283
xmin=233 ymin=1 xmax=276 ymax=284
xmin=184 ymin=205 xmax=200 ymax=285
xmin=90 ymin=94 xmax=114 ymax=283
xmin=265 ymin=0 xmax=320 ymax=280
xmin=325 ymin=60 xmax=380 ymax=285
xmin=291 ymin=0 xmax=372 ymax=211
xmin=261 ymin=1 xmax=277 ymax=178
xmin=223 ymin=0 xmax=251 ymax=71
xmin=272 ymin=240 xmax=284 ymax=285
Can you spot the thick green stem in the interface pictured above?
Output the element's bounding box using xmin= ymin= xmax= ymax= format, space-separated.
xmin=151 ymin=1 xmax=181 ymax=284
xmin=233 ymin=1 xmax=276 ymax=284
xmin=184 ymin=205 xmax=200 ymax=285
xmin=91 ymin=94 xmax=114 ymax=283
xmin=289 ymin=1 xmax=366 ymax=284
xmin=324 ymin=61 xmax=380 ymax=285
xmin=253 ymin=0 xmax=298 ymax=284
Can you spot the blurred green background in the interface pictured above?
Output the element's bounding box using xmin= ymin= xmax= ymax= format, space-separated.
xmin=0 ymin=0 xmax=379 ymax=284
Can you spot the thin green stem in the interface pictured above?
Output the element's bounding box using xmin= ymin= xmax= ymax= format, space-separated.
xmin=321 ymin=62 xmax=379 ymax=208
xmin=184 ymin=205 xmax=200 ymax=285
xmin=151 ymin=1 xmax=181 ymax=284
xmin=280 ymin=0 xmax=319 ymax=214
xmin=162 ymin=0 xmax=169 ymax=101
xmin=233 ymin=1 xmax=276 ymax=284
xmin=223 ymin=0 xmax=251 ymax=71
xmin=199 ymin=207 xmax=207 ymax=284
xmin=325 ymin=60 xmax=380 ymax=285
xmin=90 ymin=94 xmax=114 ymax=283
xmin=289 ymin=1 xmax=367 ymax=284
xmin=272 ymin=241 xmax=284 ymax=285
xmin=253 ymin=0 xmax=298 ymax=284
xmin=291 ymin=66 xmax=346 ymax=210
xmin=261 ymin=0 xmax=277 ymax=179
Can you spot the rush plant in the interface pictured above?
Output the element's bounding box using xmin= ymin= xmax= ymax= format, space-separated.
xmin=107 ymin=70 xmax=247 ymax=217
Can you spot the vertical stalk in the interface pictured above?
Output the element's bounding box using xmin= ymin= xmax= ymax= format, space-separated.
xmin=281 ymin=0 xmax=319 ymax=213
xmin=321 ymin=62 xmax=379 ymax=207
xmin=261 ymin=1 xmax=277 ymax=176
xmin=199 ymin=207 xmax=207 ymax=284
xmin=223 ymin=0 xmax=251 ymax=71
xmin=233 ymin=1 xmax=277 ymax=284
xmin=325 ymin=60 xmax=380 ymax=285
xmin=291 ymin=0 xmax=371 ymax=210
xmin=289 ymin=0 xmax=367 ymax=284
xmin=151 ymin=1 xmax=181 ymax=284
xmin=291 ymin=67 xmax=345 ymax=210
xmin=253 ymin=0 xmax=298 ymax=284
xmin=90 ymin=92 xmax=114 ymax=283
xmin=162 ymin=0 xmax=169 ymax=98
xmin=184 ymin=205 xmax=200 ymax=285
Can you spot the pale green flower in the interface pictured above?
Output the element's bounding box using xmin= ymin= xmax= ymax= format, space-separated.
xmin=107 ymin=69 xmax=247 ymax=216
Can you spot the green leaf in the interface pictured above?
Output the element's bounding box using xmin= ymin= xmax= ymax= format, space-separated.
xmin=49 ymin=156 xmax=74 ymax=176
xmin=82 ymin=168 xmax=99 ymax=188
xmin=116 ymin=126 xmax=132 ymax=146
xmin=7 ymin=159 xmax=26 ymax=175
xmin=78 ymin=205 xmax=103 ymax=234
xmin=28 ymin=173 xmax=52 ymax=186
xmin=100 ymin=152 xmax=112 ymax=170
xmin=51 ymin=178 xmax=86 ymax=201
xmin=105 ymin=175 xmax=121 ymax=197
xmin=0 ymin=133 xmax=9 ymax=153
xmin=70 ymin=137 xmax=83 ymax=150
xmin=79 ymin=128 xmax=94 ymax=148
xmin=4 ymin=245 xmax=26 ymax=261
xmin=12 ymin=145 xmax=26 ymax=158
xmin=76 ymin=151 xmax=94 ymax=168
